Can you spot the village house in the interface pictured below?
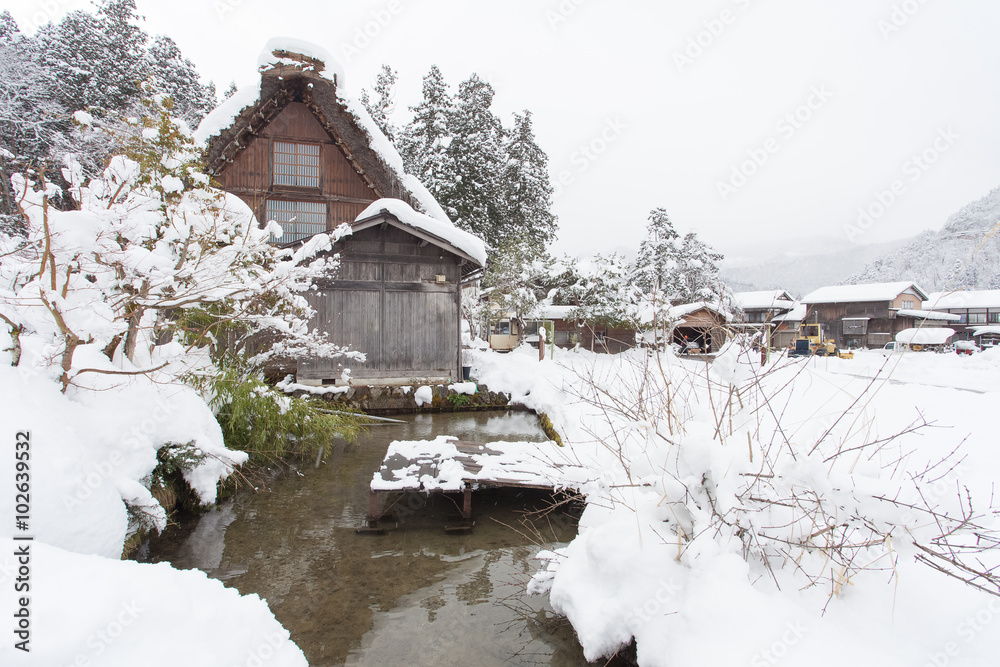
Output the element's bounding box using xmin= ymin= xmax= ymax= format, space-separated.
xmin=800 ymin=281 xmax=958 ymax=349
xmin=197 ymin=40 xmax=486 ymax=384
xmin=732 ymin=290 xmax=796 ymax=348
xmin=924 ymin=290 xmax=1000 ymax=346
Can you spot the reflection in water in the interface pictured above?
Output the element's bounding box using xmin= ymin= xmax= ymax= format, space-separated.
xmin=139 ymin=412 xmax=590 ymax=666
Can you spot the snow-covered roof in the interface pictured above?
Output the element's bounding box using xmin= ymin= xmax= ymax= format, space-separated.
xmin=972 ymin=326 xmax=1000 ymax=336
xmin=802 ymin=281 xmax=927 ymax=304
xmin=895 ymin=309 xmax=961 ymax=321
xmin=356 ymin=199 xmax=486 ymax=267
xmin=924 ymin=290 xmax=1000 ymax=310
xmin=195 ymin=39 xmax=453 ymax=226
xmin=534 ymin=305 xmax=577 ymax=320
xmin=256 ymin=37 xmax=344 ymax=85
xmin=894 ymin=327 xmax=955 ymax=345
xmin=732 ymin=290 xmax=795 ymax=311
xmin=669 ymin=302 xmax=733 ymax=322
xmin=771 ymin=302 xmax=807 ymax=323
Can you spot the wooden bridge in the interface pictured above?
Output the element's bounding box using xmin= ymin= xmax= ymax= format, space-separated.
xmin=361 ymin=436 xmax=590 ymax=533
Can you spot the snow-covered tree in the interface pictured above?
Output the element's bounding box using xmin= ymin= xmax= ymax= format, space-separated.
xmin=566 ymin=253 xmax=642 ymax=330
xmin=444 ymin=74 xmax=506 ymax=250
xmin=502 ymin=110 xmax=557 ymax=253
xmin=482 ymin=239 xmax=553 ymax=344
xmin=359 ymin=64 xmax=398 ymax=144
xmin=1 ymin=98 xmax=357 ymax=392
xmin=675 ymin=231 xmax=728 ymax=306
xmin=146 ymin=35 xmax=216 ymax=127
xmin=398 ymin=65 xmax=455 ymax=209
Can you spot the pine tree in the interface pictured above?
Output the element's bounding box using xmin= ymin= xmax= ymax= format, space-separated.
xmin=675 ymin=232 xmax=726 ymax=305
xmin=146 ymin=35 xmax=216 ymax=127
xmin=446 ymin=73 xmax=505 ymax=249
xmin=633 ymin=207 xmax=682 ymax=298
xmin=398 ymin=65 xmax=456 ymax=215
xmin=359 ymin=64 xmax=398 ymax=143
xmin=503 ymin=110 xmax=557 ymax=253
xmin=37 ymin=0 xmax=150 ymax=115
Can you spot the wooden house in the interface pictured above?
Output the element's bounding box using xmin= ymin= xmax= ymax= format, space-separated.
xmin=923 ymin=290 xmax=1000 ymax=341
xmin=799 ymin=281 xmax=956 ymax=349
xmin=732 ymin=290 xmax=795 ymax=348
xmin=668 ymin=303 xmax=731 ymax=353
xmin=197 ymin=41 xmax=485 ymax=384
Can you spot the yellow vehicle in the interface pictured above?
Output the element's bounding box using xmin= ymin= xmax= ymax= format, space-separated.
xmin=789 ymin=323 xmax=853 ymax=359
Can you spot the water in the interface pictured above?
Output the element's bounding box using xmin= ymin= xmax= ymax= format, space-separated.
xmin=138 ymin=412 xmax=591 ymax=666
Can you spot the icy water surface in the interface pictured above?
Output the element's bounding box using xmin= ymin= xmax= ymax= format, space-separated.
xmin=139 ymin=412 xmax=592 ymax=666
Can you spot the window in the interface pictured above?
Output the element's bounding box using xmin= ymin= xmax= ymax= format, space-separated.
xmin=265 ymin=200 xmax=327 ymax=244
xmin=956 ymin=313 xmax=968 ymax=324
xmin=902 ymin=299 xmax=915 ymax=309
xmin=990 ymin=312 xmax=1000 ymax=324
xmin=843 ymin=319 xmax=868 ymax=334
xmin=968 ymin=312 xmax=987 ymax=324
xmin=273 ymin=141 xmax=320 ymax=188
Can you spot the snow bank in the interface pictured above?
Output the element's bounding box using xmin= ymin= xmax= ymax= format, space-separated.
xmin=0 ymin=543 xmax=306 ymax=666
xmin=468 ymin=345 xmax=1000 ymax=666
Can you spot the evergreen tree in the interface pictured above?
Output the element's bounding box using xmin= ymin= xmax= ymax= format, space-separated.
xmin=146 ymin=35 xmax=216 ymax=127
xmin=503 ymin=110 xmax=557 ymax=253
xmin=445 ymin=73 xmax=505 ymax=249
xmin=675 ymin=231 xmax=726 ymax=305
xmin=359 ymin=64 xmax=398 ymax=143
xmin=37 ymin=0 xmax=150 ymax=115
xmin=633 ymin=207 xmax=682 ymax=298
xmin=398 ymin=66 xmax=456 ymax=215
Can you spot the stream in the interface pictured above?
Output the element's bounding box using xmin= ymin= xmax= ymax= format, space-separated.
xmin=137 ymin=411 xmax=593 ymax=666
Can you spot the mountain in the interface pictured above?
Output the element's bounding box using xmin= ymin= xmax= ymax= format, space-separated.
xmin=719 ymin=237 xmax=910 ymax=298
xmin=844 ymin=186 xmax=1000 ymax=291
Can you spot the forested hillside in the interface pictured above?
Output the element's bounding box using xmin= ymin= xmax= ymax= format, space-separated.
xmin=845 ymin=185 xmax=1000 ymax=291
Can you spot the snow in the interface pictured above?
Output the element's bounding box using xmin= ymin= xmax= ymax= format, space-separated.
xmin=926 ymin=289 xmax=1000 ymax=310
xmin=771 ymin=301 xmax=807 ymax=322
xmin=256 ymin=37 xmax=344 ymax=85
xmin=668 ymin=301 xmax=732 ymax=322
xmin=535 ymin=304 xmax=577 ymax=320
xmin=894 ymin=327 xmax=955 ymax=345
xmin=732 ymin=290 xmax=795 ymax=311
xmin=463 ymin=343 xmax=1000 ymax=666
xmin=192 ymin=78 xmax=261 ymax=145
xmin=448 ymin=381 xmax=477 ymax=395
xmin=896 ymin=308 xmax=961 ymax=321
xmin=413 ymin=385 xmax=434 ymax=407
xmin=72 ymin=109 xmax=93 ymax=126
xmin=0 ymin=543 xmax=306 ymax=666
xmin=357 ymin=198 xmax=487 ymax=267
xmin=972 ymin=325 xmax=1000 ymax=336
xmin=370 ymin=436 xmax=591 ymax=493
xmin=802 ymin=281 xmax=925 ymax=304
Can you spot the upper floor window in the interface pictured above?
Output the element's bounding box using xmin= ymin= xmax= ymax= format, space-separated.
xmin=968 ymin=312 xmax=987 ymax=324
xmin=902 ymin=299 xmax=915 ymax=309
xmin=265 ymin=200 xmax=327 ymax=244
xmin=989 ymin=312 xmax=1000 ymax=324
xmin=273 ymin=141 xmax=320 ymax=188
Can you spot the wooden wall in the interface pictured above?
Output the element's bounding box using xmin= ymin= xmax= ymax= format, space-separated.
xmin=298 ymin=224 xmax=463 ymax=383
xmin=216 ymin=102 xmax=377 ymax=230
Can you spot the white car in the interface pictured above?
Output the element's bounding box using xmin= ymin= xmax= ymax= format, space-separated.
xmin=880 ymin=342 xmax=906 ymax=356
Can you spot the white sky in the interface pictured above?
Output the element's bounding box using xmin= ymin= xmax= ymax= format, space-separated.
xmin=6 ymin=0 xmax=1000 ymax=262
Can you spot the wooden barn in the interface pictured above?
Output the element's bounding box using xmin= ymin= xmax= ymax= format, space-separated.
xmin=196 ymin=41 xmax=485 ymax=384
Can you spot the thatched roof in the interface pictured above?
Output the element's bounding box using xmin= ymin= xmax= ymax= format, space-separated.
xmin=197 ymin=48 xmax=433 ymax=216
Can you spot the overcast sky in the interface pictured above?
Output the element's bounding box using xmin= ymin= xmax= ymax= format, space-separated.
xmin=6 ymin=0 xmax=1000 ymax=262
